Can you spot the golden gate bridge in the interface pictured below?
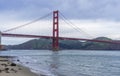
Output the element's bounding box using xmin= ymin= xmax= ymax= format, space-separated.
xmin=0 ymin=10 xmax=120 ymax=51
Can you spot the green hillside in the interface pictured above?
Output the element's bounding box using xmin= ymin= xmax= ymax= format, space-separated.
xmin=6 ymin=37 xmax=120 ymax=50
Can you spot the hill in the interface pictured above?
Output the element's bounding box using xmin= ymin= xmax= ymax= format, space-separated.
xmin=6 ymin=37 xmax=120 ymax=50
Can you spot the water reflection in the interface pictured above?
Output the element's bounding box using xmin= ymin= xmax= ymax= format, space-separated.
xmin=50 ymin=51 xmax=60 ymax=76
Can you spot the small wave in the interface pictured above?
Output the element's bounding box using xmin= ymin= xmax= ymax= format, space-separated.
xmin=13 ymin=56 xmax=56 ymax=76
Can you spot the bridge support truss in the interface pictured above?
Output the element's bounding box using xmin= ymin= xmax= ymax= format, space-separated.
xmin=53 ymin=10 xmax=59 ymax=51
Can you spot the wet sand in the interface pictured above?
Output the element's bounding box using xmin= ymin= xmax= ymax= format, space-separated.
xmin=0 ymin=56 xmax=44 ymax=76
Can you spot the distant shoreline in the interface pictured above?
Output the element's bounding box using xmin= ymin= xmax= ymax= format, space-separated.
xmin=2 ymin=49 xmax=120 ymax=51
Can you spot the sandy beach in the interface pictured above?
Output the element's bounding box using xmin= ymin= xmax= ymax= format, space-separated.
xmin=0 ymin=56 xmax=42 ymax=76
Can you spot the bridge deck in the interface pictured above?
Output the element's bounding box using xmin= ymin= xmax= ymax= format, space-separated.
xmin=2 ymin=33 xmax=120 ymax=44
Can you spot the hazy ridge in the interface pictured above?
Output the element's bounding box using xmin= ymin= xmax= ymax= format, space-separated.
xmin=6 ymin=37 xmax=120 ymax=50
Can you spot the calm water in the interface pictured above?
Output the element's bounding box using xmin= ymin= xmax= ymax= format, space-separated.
xmin=0 ymin=50 xmax=120 ymax=76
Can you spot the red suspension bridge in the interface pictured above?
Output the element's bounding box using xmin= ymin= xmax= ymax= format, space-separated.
xmin=0 ymin=10 xmax=120 ymax=51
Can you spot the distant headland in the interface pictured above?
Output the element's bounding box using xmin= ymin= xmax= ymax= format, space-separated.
xmin=5 ymin=37 xmax=120 ymax=50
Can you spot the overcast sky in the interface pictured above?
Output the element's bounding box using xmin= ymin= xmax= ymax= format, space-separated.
xmin=0 ymin=0 xmax=120 ymax=45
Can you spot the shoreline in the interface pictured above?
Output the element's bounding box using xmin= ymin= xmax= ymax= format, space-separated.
xmin=0 ymin=56 xmax=45 ymax=76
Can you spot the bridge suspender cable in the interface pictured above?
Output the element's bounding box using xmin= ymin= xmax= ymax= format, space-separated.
xmin=3 ymin=12 xmax=52 ymax=32
xmin=59 ymin=11 xmax=93 ymax=38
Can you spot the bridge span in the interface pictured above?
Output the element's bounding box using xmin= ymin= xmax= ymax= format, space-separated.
xmin=0 ymin=10 xmax=120 ymax=50
xmin=2 ymin=33 xmax=120 ymax=44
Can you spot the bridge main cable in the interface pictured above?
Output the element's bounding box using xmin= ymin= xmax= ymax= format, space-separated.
xmin=3 ymin=12 xmax=52 ymax=32
xmin=59 ymin=11 xmax=93 ymax=38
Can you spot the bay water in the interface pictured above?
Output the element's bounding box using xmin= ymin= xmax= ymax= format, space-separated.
xmin=0 ymin=50 xmax=120 ymax=76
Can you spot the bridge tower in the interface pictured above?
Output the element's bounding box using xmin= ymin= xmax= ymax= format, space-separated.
xmin=53 ymin=10 xmax=59 ymax=51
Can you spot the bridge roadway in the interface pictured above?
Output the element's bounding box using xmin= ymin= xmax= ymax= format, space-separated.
xmin=2 ymin=33 xmax=120 ymax=44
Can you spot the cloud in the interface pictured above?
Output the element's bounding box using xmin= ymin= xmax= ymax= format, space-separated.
xmin=0 ymin=0 xmax=120 ymax=20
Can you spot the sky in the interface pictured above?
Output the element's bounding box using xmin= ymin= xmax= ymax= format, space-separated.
xmin=0 ymin=0 xmax=120 ymax=45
